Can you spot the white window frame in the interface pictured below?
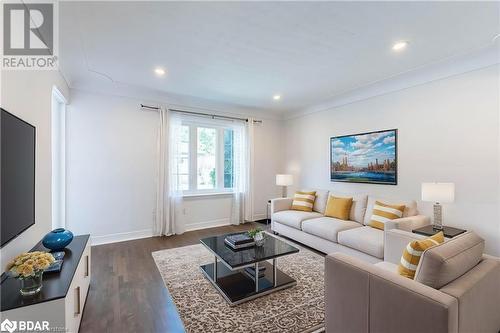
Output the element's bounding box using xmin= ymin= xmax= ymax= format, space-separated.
xmin=181 ymin=120 xmax=234 ymax=195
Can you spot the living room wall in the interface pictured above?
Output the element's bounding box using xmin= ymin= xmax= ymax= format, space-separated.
xmin=66 ymin=89 xmax=284 ymax=244
xmin=283 ymin=65 xmax=500 ymax=255
xmin=0 ymin=70 xmax=69 ymax=267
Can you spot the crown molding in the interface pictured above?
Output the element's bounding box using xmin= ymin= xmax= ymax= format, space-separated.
xmin=285 ymin=44 xmax=500 ymax=120
xmin=67 ymin=79 xmax=283 ymax=121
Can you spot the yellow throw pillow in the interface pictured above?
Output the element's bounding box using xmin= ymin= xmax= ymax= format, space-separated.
xmin=324 ymin=196 xmax=353 ymax=220
xmin=398 ymin=231 xmax=445 ymax=279
xmin=369 ymin=201 xmax=405 ymax=230
xmin=291 ymin=191 xmax=316 ymax=212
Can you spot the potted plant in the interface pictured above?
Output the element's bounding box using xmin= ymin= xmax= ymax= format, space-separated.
xmin=248 ymin=227 xmax=265 ymax=246
xmin=6 ymin=251 xmax=55 ymax=296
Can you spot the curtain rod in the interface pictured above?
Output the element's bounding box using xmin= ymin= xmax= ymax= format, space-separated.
xmin=140 ymin=104 xmax=262 ymax=123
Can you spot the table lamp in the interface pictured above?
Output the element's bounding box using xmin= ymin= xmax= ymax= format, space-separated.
xmin=421 ymin=182 xmax=455 ymax=230
xmin=276 ymin=174 xmax=293 ymax=198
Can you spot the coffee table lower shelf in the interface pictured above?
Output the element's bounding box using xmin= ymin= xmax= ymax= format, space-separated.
xmin=200 ymin=260 xmax=296 ymax=306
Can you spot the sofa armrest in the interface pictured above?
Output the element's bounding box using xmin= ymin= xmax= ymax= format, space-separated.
xmin=270 ymin=197 xmax=293 ymax=214
xmin=385 ymin=214 xmax=430 ymax=232
xmin=325 ymin=253 xmax=458 ymax=333
xmin=384 ymin=229 xmax=426 ymax=264
xmin=439 ymin=258 xmax=500 ymax=333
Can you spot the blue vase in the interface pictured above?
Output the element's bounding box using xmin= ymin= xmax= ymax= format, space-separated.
xmin=42 ymin=228 xmax=74 ymax=251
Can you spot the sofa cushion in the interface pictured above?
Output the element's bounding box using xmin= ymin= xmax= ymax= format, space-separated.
xmin=415 ymin=231 xmax=485 ymax=289
xmin=397 ymin=231 xmax=445 ymax=279
xmin=374 ymin=261 xmax=399 ymax=273
xmin=363 ymin=196 xmax=417 ymax=225
xmin=330 ymin=192 xmax=368 ymax=224
xmin=303 ymin=189 xmax=329 ymax=214
xmin=291 ymin=191 xmax=316 ymax=212
xmin=338 ymin=226 xmax=384 ymax=259
xmin=368 ymin=201 xmax=406 ymax=230
xmin=301 ymin=217 xmax=362 ymax=243
xmin=272 ymin=210 xmax=323 ymax=230
xmin=324 ymin=196 xmax=353 ymax=220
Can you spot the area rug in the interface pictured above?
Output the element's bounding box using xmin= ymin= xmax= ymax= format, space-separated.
xmin=152 ymin=241 xmax=325 ymax=333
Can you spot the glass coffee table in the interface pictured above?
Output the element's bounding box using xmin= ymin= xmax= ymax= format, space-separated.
xmin=199 ymin=232 xmax=299 ymax=306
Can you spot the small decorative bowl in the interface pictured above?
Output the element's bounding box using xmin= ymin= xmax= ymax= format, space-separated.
xmin=42 ymin=228 xmax=74 ymax=251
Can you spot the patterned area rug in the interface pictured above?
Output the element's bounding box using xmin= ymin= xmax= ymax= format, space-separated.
xmin=152 ymin=241 xmax=325 ymax=333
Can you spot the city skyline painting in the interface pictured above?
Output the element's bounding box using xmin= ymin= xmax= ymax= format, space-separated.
xmin=330 ymin=129 xmax=397 ymax=185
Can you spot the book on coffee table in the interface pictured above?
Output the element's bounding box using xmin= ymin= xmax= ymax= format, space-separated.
xmin=224 ymin=232 xmax=255 ymax=249
xmin=244 ymin=266 xmax=266 ymax=278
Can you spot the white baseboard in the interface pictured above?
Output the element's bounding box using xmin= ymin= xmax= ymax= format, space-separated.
xmin=91 ymin=229 xmax=154 ymax=246
xmin=252 ymin=213 xmax=267 ymax=221
xmin=184 ymin=218 xmax=231 ymax=232
xmin=91 ymin=213 xmax=264 ymax=245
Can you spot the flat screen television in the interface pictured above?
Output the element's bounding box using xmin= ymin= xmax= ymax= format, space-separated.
xmin=1 ymin=108 xmax=36 ymax=248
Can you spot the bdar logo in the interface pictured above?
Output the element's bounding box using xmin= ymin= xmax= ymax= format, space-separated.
xmin=0 ymin=319 xmax=17 ymax=333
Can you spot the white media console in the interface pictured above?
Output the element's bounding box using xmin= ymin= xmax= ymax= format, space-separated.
xmin=1 ymin=235 xmax=91 ymax=332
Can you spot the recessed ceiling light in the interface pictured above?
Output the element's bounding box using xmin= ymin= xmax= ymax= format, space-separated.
xmin=154 ymin=67 xmax=166 ymax=76
xmin=392 ymin=41 xmax=409 ymax=51
xmin=273 ymin=95 xmax=281 ymax=101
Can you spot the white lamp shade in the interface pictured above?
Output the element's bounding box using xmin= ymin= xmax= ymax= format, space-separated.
xmin=421 ymin=183 xmax=455 ymax=203
xmin=276 ymin=174 xmax=293 ymax=186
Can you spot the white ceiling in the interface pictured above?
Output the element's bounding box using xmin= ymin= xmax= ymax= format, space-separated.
xmin=59 ymin=1 xmax=499 ymax=114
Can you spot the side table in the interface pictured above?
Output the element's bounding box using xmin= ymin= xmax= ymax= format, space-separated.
xmin=412 ymin=225 xmax=466 ymax=238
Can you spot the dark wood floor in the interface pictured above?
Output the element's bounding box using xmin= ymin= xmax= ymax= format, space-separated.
xmin=79 ymin=222 xmax=267 ymax=333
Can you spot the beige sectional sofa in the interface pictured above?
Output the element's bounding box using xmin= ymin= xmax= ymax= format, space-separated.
xmin=271 ymin=189 xmax=430 ymax=263
xmin=326 ymin=230 xmax=500 ymax=333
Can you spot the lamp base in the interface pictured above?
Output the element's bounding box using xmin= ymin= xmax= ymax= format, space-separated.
xmin=282 ymin=186 xmax=287 ymax=198
xmin=433 ymin=203 xmax=443 ymax=230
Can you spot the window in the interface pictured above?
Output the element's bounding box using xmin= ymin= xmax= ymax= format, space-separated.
xmin=177 ymin=125 xmax=190 ymax=191
xmin=175 ymin=122 xmax=234 ymax=194
xmin=197 ymin=127 xmax=217 ymax=189
xmin=223 ymin=129 xmax=234 ymax=188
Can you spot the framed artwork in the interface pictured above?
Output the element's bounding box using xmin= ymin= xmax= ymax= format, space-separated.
xmin=330 ymin=129 xmax=397 ymax=185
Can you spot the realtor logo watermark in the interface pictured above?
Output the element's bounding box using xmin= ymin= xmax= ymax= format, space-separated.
xmin=1 ymin=0 xmax=58 ymax=69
